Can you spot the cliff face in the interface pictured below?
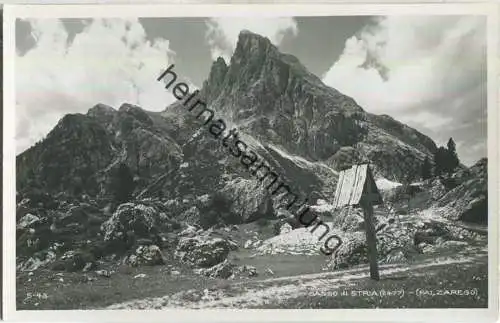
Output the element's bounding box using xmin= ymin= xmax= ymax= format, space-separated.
xmin=198 ymin=30 xmax=437 ymax=180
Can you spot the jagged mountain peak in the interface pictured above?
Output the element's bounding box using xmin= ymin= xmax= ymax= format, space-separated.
xmin=87 ymin=103 xmax=117 ymax=121
xmin=195 ymin=30 xmax=438 ymax=180
xmin=202 ymin=30 xmax=347 ymax=113
xmin=202 ymin=56 xmax=229 ymax=102
xmin=233 ymin=30 xmax=274 ymax=58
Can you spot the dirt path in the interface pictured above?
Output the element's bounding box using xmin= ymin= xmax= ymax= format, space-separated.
xmin=105 ymin=247 xmax=487 ymax=309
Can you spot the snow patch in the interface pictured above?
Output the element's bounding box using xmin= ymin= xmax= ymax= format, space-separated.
xmin=310 ymin=201 xmax=335 ymax=213
xmin=256 ymin=222 xmax=340 ymax=256
xmin=376 ymin=177 xmax=402 ymax=191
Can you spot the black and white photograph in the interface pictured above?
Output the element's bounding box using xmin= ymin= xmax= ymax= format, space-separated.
xmin=2 ymin=3 xmax=498 ymax=322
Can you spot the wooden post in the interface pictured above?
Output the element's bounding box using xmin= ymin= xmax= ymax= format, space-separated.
xmin=361 ymin=196 xmax=380 ymax=281
xmin=333 ymin=163 xmax=382 ymax=281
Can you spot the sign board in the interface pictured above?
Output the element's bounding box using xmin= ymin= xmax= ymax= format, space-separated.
xmin=332 ymin=163 xmax=382 ymax=280
xmin=332 ymin=164 xmax=383 ymax=209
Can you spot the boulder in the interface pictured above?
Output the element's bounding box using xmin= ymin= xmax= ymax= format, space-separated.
xmin=100 ymin=201 xmax=175 ymax=251
xmin=221 ymin=178 xmax=275 ymax=223
xmin=101 ymin=202 xmax=157 ymax=242
xmin=175 ymin=234 xmax=230 ymax=268
xmin=437 ymin=180 xmax=487 ymax=223
xmin=196 ymin=260 xmax=257 ymax=280
xmin=123 ymin=245 xmax=166 ymax=267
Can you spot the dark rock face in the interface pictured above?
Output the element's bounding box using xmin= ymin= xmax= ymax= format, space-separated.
xmin=368 ymin=114 xmax=437 ymax=155
xmin=17 ymin=114 xmax=114 ymax=197
xmin=437 ymin=158 xmax=487 ymax=223
xmin=198 ymin=31 xmax=437 ymax=181
xmin=17 ymin=102 xmax=183 ymax=201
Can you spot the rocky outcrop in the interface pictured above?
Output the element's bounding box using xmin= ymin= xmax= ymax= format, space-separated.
xmin=16 ymin=196 xmax=108 ymax=270
xmin=16 ymin=102 xmax=184 ymax=202
xmin=436 ymin=158 xmax=487 ymax=223
xmin=326 ymin=205 xmax=486 ymax=270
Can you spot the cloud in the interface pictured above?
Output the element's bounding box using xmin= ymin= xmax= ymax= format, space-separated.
xmin=16 ymin=18 xmax=177 ymax=154
xmin=398 ymin=111 xmax=454 ymax=129
xmin=204 ymin=17 xmax=298 ymax=61
xmin=321 ymin=16 xmax=487 ymax=166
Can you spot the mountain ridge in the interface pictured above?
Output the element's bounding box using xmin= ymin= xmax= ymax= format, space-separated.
xmin=18 ymin=30 xmax=441 ymax=200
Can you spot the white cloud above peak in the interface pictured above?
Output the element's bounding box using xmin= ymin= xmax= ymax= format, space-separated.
xmin=321 ymin=15 xmax=486 ymax=165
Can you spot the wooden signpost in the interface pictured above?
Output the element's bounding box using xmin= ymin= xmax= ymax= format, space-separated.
xmin=332 ymin=164 xmax=382 ymax=280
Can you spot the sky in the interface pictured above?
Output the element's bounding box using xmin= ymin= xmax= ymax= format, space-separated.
xmin=15 ymin=15 xmax=487 ymax=166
